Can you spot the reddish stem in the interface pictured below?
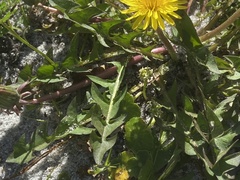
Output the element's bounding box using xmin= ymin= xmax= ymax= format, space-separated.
xmin=20 ymin=54 xmax=144 ymax=105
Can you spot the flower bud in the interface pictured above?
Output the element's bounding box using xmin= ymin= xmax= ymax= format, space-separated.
xmin=0 ymin=85 xmax=20 ymax=110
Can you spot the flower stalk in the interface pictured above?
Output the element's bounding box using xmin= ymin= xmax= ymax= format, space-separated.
xmin=156 ymin=28 xmax=178 ymax=61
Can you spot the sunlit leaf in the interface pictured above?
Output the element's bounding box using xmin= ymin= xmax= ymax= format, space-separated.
xmin=214 ymin=94 xmax=237 ymax=120
xmin=224 ymin=55 xmax=240 ymax=71
xmin=206 ymin=55 xmax=228 ymax=74
xmin=213 ymin=152 xmax=240 ymax=178
xmin=90 ymin=131 xmax=117 ymax=165
xmin=227 ymin=71 xmax=240 ymax=80
xmin=205 ymin=105 xmax=224 ymax=139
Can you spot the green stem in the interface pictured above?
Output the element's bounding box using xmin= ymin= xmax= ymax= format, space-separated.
xmin=2 ymin=22 xmax=56 ymax=67
xmin=142 ymin=80 xmax=148 ymax=100
xmin=200 ymin=8 xmax=240 ymax=42
xmin=156 ymin=28 xmax=178 ymax=61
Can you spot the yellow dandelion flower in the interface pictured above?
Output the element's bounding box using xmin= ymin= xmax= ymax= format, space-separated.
xmin=120 ymin=0 xmax=187 ymax=30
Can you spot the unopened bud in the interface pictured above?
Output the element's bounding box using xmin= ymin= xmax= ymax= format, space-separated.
xmin=0 ymin=85 xmax=20 ymax=110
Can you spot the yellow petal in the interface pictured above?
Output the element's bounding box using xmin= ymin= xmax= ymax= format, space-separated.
xmin=119 ymin=0 xmax=187 ymax=30
xmin=143 ymin=15 xmax=150 ymax=30
xmin=132 ymin=15 xmax=145 ymax=29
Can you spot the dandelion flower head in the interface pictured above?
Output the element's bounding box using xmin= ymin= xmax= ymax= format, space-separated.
xmin=120 ymin=0 xmax=187 ymax=30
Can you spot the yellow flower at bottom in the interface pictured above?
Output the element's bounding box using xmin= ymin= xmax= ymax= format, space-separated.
xmin=120 ymin=0 xmax=187 ymax=30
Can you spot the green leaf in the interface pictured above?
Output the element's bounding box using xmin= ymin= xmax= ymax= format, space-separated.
xmin=54 ymin=98 xmax=92 ymax=139
xmin=33 ymin=127 xmax=52 ymax=151
xmin=88 ymin=75 xmax=114 ymax=88
xmin=158 ymin=148 xmax=181 ymax=180
xmin=64 ymin=32 xmax=81 ymax=65
xmin=6 ymin=149 xmax=34 ymax=164
xmin=37 ymin=65 xmax=55 ymax=79
xmin=112 ymin=31 xmax=142 ymax=49
xmin=0 ymin=12 xmax=13 ymax=24
xmin=66 ymin=6 xmax=105 ymax=24
xmin=184 ymin=141 xmax=196 ymax=156
xmin=89 ymin=63 xmax=127 ymax=165
xmin=174 ymin=10 xmax=203 ymax=51
xmin=91 ymin=83 xmax=110 ymax=117
xmin=6 ymin=134 xmax=31 ymax=164
xmin=227 ymin=71 xmax=240 ymax=80
xmin=90 ymin=131 xmax=117 ymax=165
xmin=90 ymin=105 xmax=126 ymax=137
xmin=205 ymin=105 xmax=224 ymax=139
xmin=19 ymin=64 xmax=32 ymax=80
xmin=211 ymin=128 xmax=238 ymax=164
xmin=6 ymin=126 xmax=51 ymax=164
xmin=138 ymin=151 xmax=154 ymax=180
xmin=105 ymin=115 xmax=125 ymax=138
xmin=125 ymin=117 xmax=155 ymax=154
xmin=89 ymin=107 xmax=124 ymax=164
xmin=212 ymin=152 xmax=240 ymax=178
xmin=214 ymin=94 xmax=237 ymax=120
xmin=90 ymin=105 xmax=105 ymax=135
xmin=224 ymin=152 xmax=240 ymax=167
xmin=0 ymin=1 xmax=17 ymax=24
xmin=49 ymin=0 xmax=78 ymax=13
xmin=91 ymin=20 xmax=124 ymax=37
xmin=215 ymin=56 xmax=232 ymax=71
xmin=196 ymin=112 xmax=210 ymax=136
xmin=80 ymin=23 xmax=109 ymax=47
xmin=118 ymin=93 xmax=141 ymax=120
xmin=106 ymin=63 xmax=126 ymax=120
xmin=67 ymin=126 xmax=93 ymax=136
xmin=184 ymin=96 xmax=194 ymax=113
xmin=224 ymin=55 xmax=240 ymax=71
xmin=178 ymin=111 xmax=193 ymax=132
xmin=91 ymin=76 xmax=127 ymax=120
xmin=206 ymin=55 xmax=228 ymax=74
xmin=89 ymin=40 xmax=103 ymax=61
xmin=153 ymin=140 xmax=176 ymax=173
xmin=108 ymin=86 xmax=127 ymax=120
xmin=62 ymin=56 xmax=78 ymax=70
xmin=170 ymin=126 xmax=186 ymax=151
